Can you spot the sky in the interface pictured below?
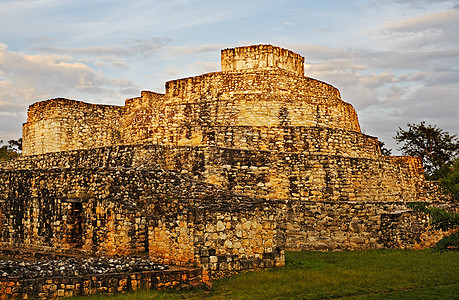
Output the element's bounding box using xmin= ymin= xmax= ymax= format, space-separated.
xmin=0 ymin=0 xmax=458 ymax=154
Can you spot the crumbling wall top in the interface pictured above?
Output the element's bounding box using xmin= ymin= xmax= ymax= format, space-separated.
xmin=125 ymin=91 xmax=165 ymax=110
xmin=26 ymin=98 xmax=123 ymax=122
xmin=221 ymin=44 xmax=305 ymax=76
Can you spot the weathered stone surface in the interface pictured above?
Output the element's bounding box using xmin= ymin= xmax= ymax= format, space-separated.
xmin=0 ymin=257 xmax=167 ymax=279
xmin=0 ymin=144 xmax=433 ymax=203
xmin=221 ymin=44 xmax=305 ymax=76
xmin=0 ymin=44 xmax=454 ymax=296
xmin=0 ymin=261 xmax=201 ymax=300
xmin=21 ymin=45 xmax=362 ymax=156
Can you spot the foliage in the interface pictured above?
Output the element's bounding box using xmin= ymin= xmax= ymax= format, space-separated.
xmin=0 ymin=138 xmax=22 ymax=161
xmin=411 ymin=204 xmax=458 ymax=231
xmin=7 ymin=138 xmax=22 ymax=151
xmin=71 ymin=250 xmax=459 ymax=299
xmin=436 ymin=158 xmax=459 ymax=201
xmin=433 ymin=232 xmax=459 ymax=253
xmin=408 ymin=202 xmax=459 ymax=251
xmin=395 ymin=122 xmax=459 ymax=178
xmin=378 ymin=141 xmax=392 ymax=156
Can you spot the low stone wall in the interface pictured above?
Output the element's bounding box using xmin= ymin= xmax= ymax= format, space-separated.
xmin=279 ymin=200 xmax=451 ymax=251
xmin=203 ymin=126 xmax=380 ymax=157
xmin=120 ymin=121 xmax=379 ymax=158
xmin=148 ymin=201 xmax=286 ymax=279
xmin=0 ymin=267 xmax=203 ymax=300
xmin=164 ymin=69 xmax=342 ymax=105
xmin=147 ymin=194 xmax=449 ymax=266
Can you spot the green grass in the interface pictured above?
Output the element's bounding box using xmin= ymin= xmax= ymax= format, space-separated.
xmin=71 ymin=249 xmax=459 ymax=299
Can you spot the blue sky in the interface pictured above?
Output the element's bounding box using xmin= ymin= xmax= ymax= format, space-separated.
xmin=1 ymin=0 xmax=458 ymax=153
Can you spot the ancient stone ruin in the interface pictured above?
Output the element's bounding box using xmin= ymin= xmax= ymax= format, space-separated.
xmin=0 ymin=44 xmax=451 ymax=298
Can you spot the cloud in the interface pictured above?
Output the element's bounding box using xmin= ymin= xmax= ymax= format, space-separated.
xmin=360 ymin=84 xmax=459 ymax=152
xmin=80 ymin=56 xmax=131 ymax=70
xmin=297 ymin=42 xmax=459 ymax=76
xmin=0 ymin=42 xmax=137 ymax=112
xmin=368 ymin=0 xmax=453 ymax=9
xmin=192 ymin=61 xmax=220 ymax=74
xmin=292 ymin=44 xmax=354 ymax=61
xmin=158 ymin=44 xmax=227 ymax=80
xmin=373 ymin=7 xmax=459 ymax=49
xmin=165 ymin=66 xmax=184 ymax=78
xmin=301 ymin=43 xmax=458 ymax=117
xmin=286 ymin=6 xmax=459 ymax=152
xmin=33 ymin=37 xmax=170 ymax=60
xmin=167 ymin=44 xmax=229 ymax=56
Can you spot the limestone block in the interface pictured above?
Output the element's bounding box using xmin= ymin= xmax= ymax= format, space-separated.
xmin=216 ymin=221 xmax=225 ymax=232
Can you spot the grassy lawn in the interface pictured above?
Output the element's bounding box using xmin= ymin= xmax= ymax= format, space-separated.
xmin=72 ymin=249 xmax=459 ymax=299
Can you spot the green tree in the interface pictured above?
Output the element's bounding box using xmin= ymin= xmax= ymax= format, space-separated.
xmin=408 ymin=202 xmax=458 ymax=251
xmin=436 ymin=158 xmax=459 ymax=201
xmin=378 ymin=141 xmax=392 ymax=156
xmin=7 ymin=138 xmax=22 ymax=151
xmin=395 ymin=122 xmax=459 ymax=179
xmin=0 ymin=138 xmax=22 ymax=161
xmin=399 ymin=123 xmax=459 ymax=251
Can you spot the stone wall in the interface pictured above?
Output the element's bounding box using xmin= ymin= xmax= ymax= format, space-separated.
xmin=4 ymin=45 xmax=453 ymax=295
xmin=205 ymin=151 xmax=427 ymax=202
xmin=201 ymin=126 xmax=379 ymax=157
xmin=23 ymin=99 xmax=123 ymax=156
xmin=221 ymin=44 xmax=305 ymax=76
xmin=0 ymin=167 xmax=288 ymax=279
xmin=21 ymin=45 xmax=365 ymax=156
xmin=0 ymin=267 xmax=203 ymax=300
xmin=161 ymin=70 xmax=357 ymax=130
xmin=130 ymin=147 xmax=427 ymax=202
xmin=0 ymin=144 xmax=427 ymax=203
xmin=148 ymin=200 xmax=285 ymax=279
xmin=280 ymin=201 xmax=449 ymax=251
xmin=145 ymin=187 xmax=449 ymax=266
xmin=121 ymin=91 xmax=362 ymax=151
xmin=0 ymin=168 xmax=148 ymax=256
xmin=0 ymin=165 xmax=450 ymax=277
xmin=22 ymin=69 xmax=361 ymax=156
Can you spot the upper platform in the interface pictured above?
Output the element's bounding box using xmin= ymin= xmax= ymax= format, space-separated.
xmin=22 ymin=45 xmax=366 ymax=156
xmin=221 ymin=44 xmax=305 ymax=76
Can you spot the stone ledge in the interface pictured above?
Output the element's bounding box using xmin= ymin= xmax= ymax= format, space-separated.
xmin=0 ymin=265 xmax=204 ymax=300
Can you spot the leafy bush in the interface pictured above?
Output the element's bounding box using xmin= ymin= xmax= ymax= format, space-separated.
xmin=408 ymin=202 xmax=458 ymax=251
xmin=395 ymin=122 xmax=458 ymax=178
